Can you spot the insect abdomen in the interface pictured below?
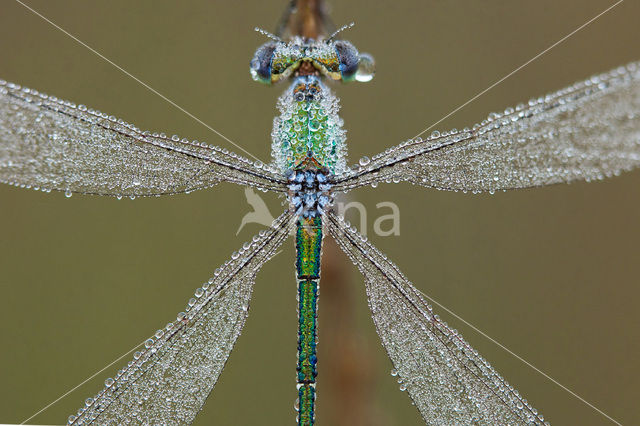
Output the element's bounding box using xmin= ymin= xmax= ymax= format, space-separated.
xmin=295 ymin=215 xmax=323 ymax=425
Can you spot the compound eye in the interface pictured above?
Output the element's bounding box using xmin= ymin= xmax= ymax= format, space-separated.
xmin=250 ymin=42 xmax=278 ymax=84
xmin=333 ymin=40 xmax=359 ymax=80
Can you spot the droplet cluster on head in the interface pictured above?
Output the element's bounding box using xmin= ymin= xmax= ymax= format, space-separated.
xmin=250 ymin=31 xmax=375 ymax=84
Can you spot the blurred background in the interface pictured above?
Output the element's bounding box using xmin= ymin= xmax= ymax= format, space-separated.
xmin=0 ymin=1 xmax=638 ymax=424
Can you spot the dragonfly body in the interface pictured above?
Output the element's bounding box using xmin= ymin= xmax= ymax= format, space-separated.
xmin=254 ymin=33 xmax=370 ymax=423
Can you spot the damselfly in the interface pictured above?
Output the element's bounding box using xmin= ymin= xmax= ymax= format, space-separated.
xmin=1 ymin=1 xmax=639 ymax=425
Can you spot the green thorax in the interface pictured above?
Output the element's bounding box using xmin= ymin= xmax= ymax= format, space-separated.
xmin=271 ymin=75 xmax=346 ymax=174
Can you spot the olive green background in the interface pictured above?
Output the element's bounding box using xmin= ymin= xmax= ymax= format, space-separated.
xmin=0 ymin=1 xmax=639 ymax=425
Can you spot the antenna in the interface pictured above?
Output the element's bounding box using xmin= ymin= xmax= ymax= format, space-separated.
xmin=254 ymin=27 xmax=283 ymax=43
xmin=327 ymin=22 xmax=355 ymax=42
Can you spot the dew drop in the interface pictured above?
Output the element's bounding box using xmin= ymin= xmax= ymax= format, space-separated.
xmin=355 ymin=53 xmax=375 ymax=82
xmin=308 ymin=119 xmax=321 ymax=132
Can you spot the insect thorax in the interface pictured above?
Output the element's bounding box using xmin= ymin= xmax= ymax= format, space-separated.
xmin=271 ymin=75 xmax=346 ymax=175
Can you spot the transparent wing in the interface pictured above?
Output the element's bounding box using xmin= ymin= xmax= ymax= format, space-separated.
xmin=334 ymin=61 xmax=640 ymax=194
xmin=326 ymin=211 xmax=547 ymax=425
xmin=0 ymin=80 xmax=287 ymax=197
xmin=69 ymin=210 xmax=295 ymax=425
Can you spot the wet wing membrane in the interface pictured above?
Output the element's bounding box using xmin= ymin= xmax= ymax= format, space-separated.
xmin=327 ymin=212 xmax=547 ymax=425
xmin=69 ymin=210 xmax=295 ymax=425
xmin=334 ymin=61 xmax=640 ymax=194
xmin=0 ymin=80 xmax=287 ymax=197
